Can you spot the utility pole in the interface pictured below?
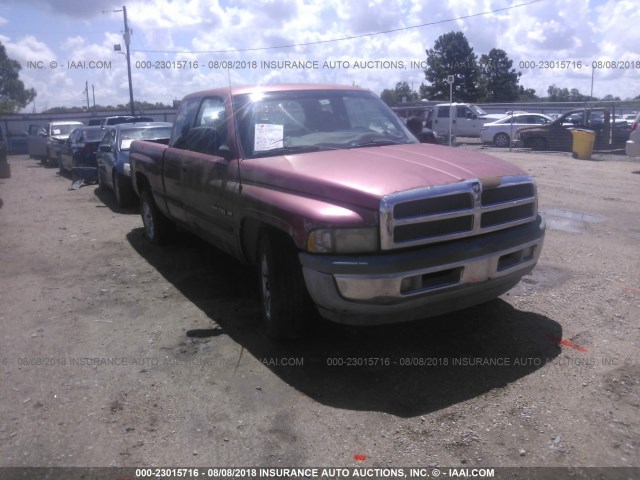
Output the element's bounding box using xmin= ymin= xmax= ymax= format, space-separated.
xmin=447 ymin=75 xmax=454 ymax=147
xmin=115 ymin=5 xmax=135 ymax=116
xmin=92 ymin=85 xmax=96 ymax=110
xmin=85 ymin=81 xmax=90 ymax=110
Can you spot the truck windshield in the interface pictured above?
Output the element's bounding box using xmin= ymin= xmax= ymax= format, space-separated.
xmin=471 ymin=105 xmax=488 ymax=117
xmin=51 ymin=124 xmax=81 ymax=136
xmin=232 ymin=89 xmax=416 ymax=159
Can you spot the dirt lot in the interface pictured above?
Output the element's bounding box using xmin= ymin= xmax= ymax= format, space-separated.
xmin=0 ymin=151 xmax=639 ymax=472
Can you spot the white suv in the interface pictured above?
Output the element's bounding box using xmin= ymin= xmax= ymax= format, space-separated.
xmin=626 ymin=112 xmax=640 ymax=158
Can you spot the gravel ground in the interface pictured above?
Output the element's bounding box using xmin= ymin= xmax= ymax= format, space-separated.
xmin=0 ymin=151 xmax=639 ymax=473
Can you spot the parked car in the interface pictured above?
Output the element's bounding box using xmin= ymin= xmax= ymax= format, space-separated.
xmin=97 ymin=122 xmax=172 ymax=207
xmin=57 ymin=126 xmax=105 ymax=174
xmin=100 ymin=116 xmax=154 ymax=128
xmin=6 ymin=130 xmax=28 ymax=154
xmin=27 ymin=121 xmax=84 ymax=166
xmin=0 ymin=127 xmax=9 ymax=178
xmin=425 ymin=103 xmax=505 ymax=137
xmin=515 ymin=108 xmax=630 ymax=151
xmin=481 ymin=113 xmax=553 ymax=147
xmin=626 ymin=112 xmax=640 ymax=158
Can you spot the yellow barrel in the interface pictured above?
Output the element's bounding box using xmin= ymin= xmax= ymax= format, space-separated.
xmin=571 ymin=129 xmax=596 ymax=159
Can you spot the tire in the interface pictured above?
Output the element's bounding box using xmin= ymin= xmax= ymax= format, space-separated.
xmin=97 ymin=166 xmax=106 ymax=190
xmin=530 ymin=138 xmax=548 ymax=151
xmin=57 ymin=155 xmax=64 ymax=174
xmin=257 ymin=232 xmax=312 ymax=339
xmin=114 ymin=172 xmax=134 ymax=208
xmin=140 ymin=189 xmax=174 ymax=244
xmin=45 ymin=148 xmax=54 ymax=167
xmin=493 ymin=132 xmax=510 ymax=148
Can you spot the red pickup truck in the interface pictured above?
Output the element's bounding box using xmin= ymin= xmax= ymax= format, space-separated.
xmin=130 ymin=84 xmax=545 ymax=339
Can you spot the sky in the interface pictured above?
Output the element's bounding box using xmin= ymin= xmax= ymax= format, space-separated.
xmin=0 ymin=0 xmax=639 ymax=112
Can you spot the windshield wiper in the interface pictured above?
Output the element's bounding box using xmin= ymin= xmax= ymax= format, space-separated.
xmin=348 ymin=139 xmax=405 ymax=149
xmin=251 ymin=145 xmax=326 ymax=157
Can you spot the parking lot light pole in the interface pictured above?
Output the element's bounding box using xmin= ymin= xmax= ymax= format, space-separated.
xmin=115 ymin=6 xmax=135 ymax=116
xmin=447 ymin=75 xmax=454 ymax=146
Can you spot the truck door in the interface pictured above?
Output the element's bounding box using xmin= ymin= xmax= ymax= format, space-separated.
xmin=163 ymin=97 xmax=201 ymax=224
xmin=181 ymin=96 xmax=238 ymax=256
xmin=27 ymin=124 xmax=47 ymax=157
xmin=431 ymin=106 xmax=451 ymax=135
xmin=456 ymin=106 xmax=481 ymax=136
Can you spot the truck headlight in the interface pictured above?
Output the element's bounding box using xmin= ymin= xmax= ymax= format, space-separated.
xmin=307 ymin=227 xmax=378 ymax=254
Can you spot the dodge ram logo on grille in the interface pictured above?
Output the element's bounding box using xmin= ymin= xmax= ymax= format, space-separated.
xmin=472 ymin=182 xmax=481 ymax=202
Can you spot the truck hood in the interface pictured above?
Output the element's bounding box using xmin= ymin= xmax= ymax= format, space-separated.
xmin=241 ymin=143 xmax=527 ymax=210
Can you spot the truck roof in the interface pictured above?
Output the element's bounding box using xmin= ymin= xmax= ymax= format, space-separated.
xmin=183 ymin=84 xmax=370 ymax=100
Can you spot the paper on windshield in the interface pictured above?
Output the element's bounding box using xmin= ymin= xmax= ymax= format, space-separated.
xmin=254 ymin=124 xmax=283 ymax=151
xmin=52 ymin=129 xmax=62 ymax=135
xmin=120 ymin=139 xmax=134 ymax=150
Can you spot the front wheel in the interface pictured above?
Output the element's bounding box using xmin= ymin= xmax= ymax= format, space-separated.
xmin=140 ymin=190 xmax=175 ymax=244
xmin=44 ymin=148 xmax=52 ymax=166
xmin=114 ymin=172 xmax=134 ymax=208
xmin=257 ymin=232 xmax=312 ymax=340
xmin=493 ymin=132 xmax=510 ymax=148
xmin=97 ymin=166 xmax=106 ymax=190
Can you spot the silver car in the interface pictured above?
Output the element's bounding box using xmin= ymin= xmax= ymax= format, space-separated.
xmin=626 ymin=112 xmax=640 ymax=158
xmin=27 ymin=121 xmax=84 ymax=166
xmin=480 ymin=113 xmax=552 ymax=148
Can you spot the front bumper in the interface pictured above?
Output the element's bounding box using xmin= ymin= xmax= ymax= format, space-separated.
xmin=300 ymin=215 xmax=545 ymax=325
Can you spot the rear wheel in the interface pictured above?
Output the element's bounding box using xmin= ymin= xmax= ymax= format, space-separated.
xmin=257 ymin=232 xmax=312 ymax=340
xmin=97 ymin=166 xmax=106 ymax=190
xmin=140 ymin=189 xmax=174 ymax=244
xmin=530 ymin=137 xmax=548 ymax=151
xmin=493 ymin=132 xmax=510 ymax=148
xmin=46 ymin=148 xmax=57 ymax=167
xmin=57 ymin=155 xmax=64 ymax=174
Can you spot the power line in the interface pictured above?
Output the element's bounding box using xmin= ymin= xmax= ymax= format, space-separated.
xmin=131 ymin=0 xmax=544 ymax=54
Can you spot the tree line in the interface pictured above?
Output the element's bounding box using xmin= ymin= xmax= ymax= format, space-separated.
xmin=381 ymin=31 xmax=640 ymax=106
xmin=41 ymin=101 xmax=173 ymax=114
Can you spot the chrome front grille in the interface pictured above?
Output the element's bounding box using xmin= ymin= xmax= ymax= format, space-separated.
xmin=380 ymin=176 xmax=537 ymax=250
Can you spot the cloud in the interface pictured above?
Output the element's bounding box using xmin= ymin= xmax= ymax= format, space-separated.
xmin=3 ymin=0 xmax=640 ymax=110
xmin=2 ymin=0 xmax=123 ymax=18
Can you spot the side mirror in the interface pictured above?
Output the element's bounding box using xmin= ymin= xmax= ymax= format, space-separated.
xmin=471 ymin=114 xmax=478 ymax=120
xmin=218 ymin=145 xmax=234 ymax=161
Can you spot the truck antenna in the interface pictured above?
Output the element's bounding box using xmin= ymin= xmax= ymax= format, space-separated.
xmin=227 ymin=66 xmax=243 ymax=194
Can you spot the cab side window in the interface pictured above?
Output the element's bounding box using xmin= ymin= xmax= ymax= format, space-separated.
xmin=99 ymin=129 xmax=114 ymax=150
xmin=171 ymin=98 xmax=201 ymax=150
xmin=181 ymin=96 xmax=230 ymax=157
xmin=437 ymin=108 xmax=450 ymax=119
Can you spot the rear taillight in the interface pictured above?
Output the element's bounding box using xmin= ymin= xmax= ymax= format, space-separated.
xmin=632 ymin=122 xmax=638 ymax=134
